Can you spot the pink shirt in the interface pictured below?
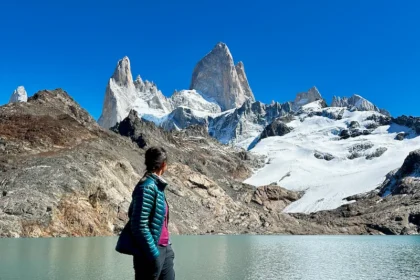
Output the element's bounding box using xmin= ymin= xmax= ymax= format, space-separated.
xmin=158 ymin=202 xmax=169 ymax=246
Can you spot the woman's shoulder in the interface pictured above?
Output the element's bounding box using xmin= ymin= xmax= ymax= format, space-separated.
xmin=135 ymin=176 xmax=158 ymax=191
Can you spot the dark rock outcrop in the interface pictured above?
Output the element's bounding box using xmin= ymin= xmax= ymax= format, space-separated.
xmin=339 ymin=130 xmax=351 ymax=139
xmin=340 ymin=128 xmax=370 ymax=140
xmin=314 ymin=152 xmax=335 ymax=161
xmin=395 ymin=132 xmax=409 ymax=141
xmin=348 ymin=142 xmax=375 ymax=160
xmin=366 ymin=147 xmax=388 ymax=160
xmin=380 ymin=149 xmax=420 ymax=196
xmin=365 ymin=114 xmax=392 ymax=126
xmin=392 ymin=116 xmax=420 ymax=134
xmin=260 ymin=119 xmax=292 ymax=140
xmin=348 ymin=121 xmax=360 ymax=129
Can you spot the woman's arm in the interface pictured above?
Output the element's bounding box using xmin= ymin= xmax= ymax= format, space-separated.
xmin=130 ymin=184 xmax=160 ymax=260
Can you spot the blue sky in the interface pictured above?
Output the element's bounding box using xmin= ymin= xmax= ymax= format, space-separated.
xmin=1 ymin=0 xmax=419 ymax=118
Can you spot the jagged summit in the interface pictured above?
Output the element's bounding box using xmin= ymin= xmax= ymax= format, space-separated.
xmin=9 ymin=86 xmax=28 ymax=103
xmin=293 ymin=86 xmax=325 ymax=110
xmin=331 ymin=94 xmax=389 ymax=115
xmin=190 ymin=42 xmax=255 ymax=111
xmin=111 ymin=56 xmax=133 ymax=87
xmin=214 ymin=41 xmax=229 ymax=51
xmin=98 ymin=56 xmax=172 ymax=129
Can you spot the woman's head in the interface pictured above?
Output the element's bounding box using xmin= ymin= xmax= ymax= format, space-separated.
xmin=145 ymin=147 xmax=168 ymax=175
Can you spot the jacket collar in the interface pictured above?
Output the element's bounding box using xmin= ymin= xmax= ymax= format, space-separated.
xmin=147 ymin=173 xmax=168 ymax=190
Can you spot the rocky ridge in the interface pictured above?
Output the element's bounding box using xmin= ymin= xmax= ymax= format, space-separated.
xmin=0 ymin=89 xmax=334 ymax=237
xmin=331 ymin=94 xmax=390 ymax=116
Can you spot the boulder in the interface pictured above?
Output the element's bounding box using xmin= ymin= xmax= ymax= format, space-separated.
xmin=260 ymin=119 xmax=292 ymax=140
xmin=395 ymin=132 xmax=409 ymax=141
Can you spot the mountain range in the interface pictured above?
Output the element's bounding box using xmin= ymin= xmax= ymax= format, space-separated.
xmin=94 ymin=42 xmax=420 ymax=213
xmin=2 ymin=42 xmax=419 ymax=236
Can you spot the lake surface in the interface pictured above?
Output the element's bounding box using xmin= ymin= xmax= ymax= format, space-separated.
xmin=0 ymin=236 xmax=419 ymax=280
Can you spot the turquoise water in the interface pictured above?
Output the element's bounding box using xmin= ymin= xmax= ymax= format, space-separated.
xmin=0 ymin=236 xmax=419 ymax=280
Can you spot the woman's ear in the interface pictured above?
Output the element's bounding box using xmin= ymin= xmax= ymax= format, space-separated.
xmin=161 ymin=162 xmax=167 ymax=173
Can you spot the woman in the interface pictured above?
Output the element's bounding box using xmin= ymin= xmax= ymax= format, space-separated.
xmin=116 ymin=147 xmax=175 ymax=280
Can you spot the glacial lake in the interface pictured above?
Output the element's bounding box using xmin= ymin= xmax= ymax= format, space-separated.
xmin=0 ymin=236 xmax=419 ymax=280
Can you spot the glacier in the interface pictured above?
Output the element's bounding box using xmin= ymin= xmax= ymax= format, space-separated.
xmin=244 ymin=101 xmax=420 ymax=213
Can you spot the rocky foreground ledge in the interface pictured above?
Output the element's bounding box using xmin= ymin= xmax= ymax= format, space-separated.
xmin=0 ymin=89 xmax=419 ymax=237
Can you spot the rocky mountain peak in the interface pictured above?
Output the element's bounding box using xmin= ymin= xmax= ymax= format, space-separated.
xmin=9 ymin=86 xmax=28 ymax=103
xmin=190 ymin=42 xmax=255 ymax=111
xmin=213 ymin=42 xmax=230 ymax=54
xmin=134 ymin=74 xmax=143 ymax=84
xmin=331 ymin=94 xmax=383 ymax=113
xmin=309 ymin=86 xmax=320 ymax=95
xmin=112 ymin=56 xmax=134 ymax=87
xmin=98 ymin=57 xmax=172 ymax=129
xmin=293 ymin=86 xmax=324 ymax=110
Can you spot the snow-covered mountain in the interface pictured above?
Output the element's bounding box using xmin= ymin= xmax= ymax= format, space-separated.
xmin=98 ymin=57 xmax=172 ymax=128
xmin=292 ymin=86 xmax=325 ymax=110
xmin=9 ymin=86 xmax=28 ymax=103
xmin=97 ymin=42 xmax=420 ymax=215
xmin=169 ymin=90 xmax=221 ymax=114
xmin=331 ymin=94 xmax=390 ymax=116
xmin=208 ymin=100 xmax=292 ymax=148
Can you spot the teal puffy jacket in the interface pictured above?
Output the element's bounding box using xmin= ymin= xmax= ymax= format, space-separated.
xmin=116 ymin=173 xmax=167 ymax=260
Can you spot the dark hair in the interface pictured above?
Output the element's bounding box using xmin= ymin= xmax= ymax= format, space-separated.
xmin=145 ymin=147 xmax=168 ymax=172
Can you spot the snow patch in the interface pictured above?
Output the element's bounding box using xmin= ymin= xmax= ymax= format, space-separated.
xmin=245 ymin=109 xmax=420 ymax=213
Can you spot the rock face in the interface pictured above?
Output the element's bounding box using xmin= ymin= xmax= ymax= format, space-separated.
xmin=395 ymin=132 xmax=409 ymax=141
xmin=169 ymin=90 xmax=221 ymax=114
xmin=293 ymin=86 xmax=324 ymax=110
xmin=98 ymin=57 xmax=172 ymax=129
xmin=190 ymin=42 xmax=255 ymax=111
xmin=161 ymin=107 xmax=209 ymax=131
xmin=252 ymin=185 xmax=303 ymax=212
xmin=208 ymin=100 xmax=292 ymax=148
xmin=260 ymin=119 xmax=292 ymax=140
xmin=9 ymin=86 xmax=28 ymax=103
xmin=393 ymin=116 xmax=420 ymax=134
xmin=380 ymin=149 xmax=420 ymax=196
xmin=235 ymin=61 xmax=255 ymax=102
xmin=331 ymin=94 xmax=382 ymax=113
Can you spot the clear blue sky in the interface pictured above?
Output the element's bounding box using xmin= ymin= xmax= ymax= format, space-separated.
xmin=1 ymin=0 xmax=419 ymax=118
